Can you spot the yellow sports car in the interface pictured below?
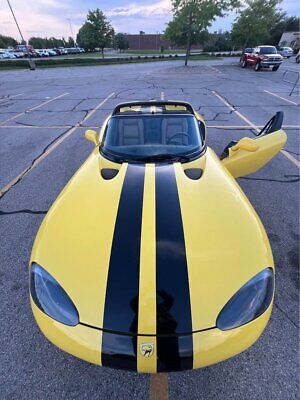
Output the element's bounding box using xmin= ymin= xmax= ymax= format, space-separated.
xmin=29 ymin=101 xmax=287 ymax=373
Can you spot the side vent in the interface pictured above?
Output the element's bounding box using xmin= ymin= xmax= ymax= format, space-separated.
xmin=101 ymin=169 xmax=119 ymax=180
xmin=184 ymin=168 xmax=203 ymax=180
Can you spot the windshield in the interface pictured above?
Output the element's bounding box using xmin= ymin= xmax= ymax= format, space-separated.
xmin=259 ymin=47 xmax=277 ymax=54
xmin=101 ymin=114 xmax=204 ymax=163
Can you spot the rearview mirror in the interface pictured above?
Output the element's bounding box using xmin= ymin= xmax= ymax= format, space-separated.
xmin=85 ymin=129 xmax=99 ymax=146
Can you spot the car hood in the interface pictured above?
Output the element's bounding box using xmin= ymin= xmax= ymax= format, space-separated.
xmin=31 ymin=148 xmax=273 ymax=334
xmin=263 ymin=53 xmax=282 ymax=58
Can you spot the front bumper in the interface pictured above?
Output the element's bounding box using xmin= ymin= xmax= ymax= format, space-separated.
xmin=31 ymin=298 xmax=272 ymax=373
xmin=260 ymin=61 xmax=282 ymax=67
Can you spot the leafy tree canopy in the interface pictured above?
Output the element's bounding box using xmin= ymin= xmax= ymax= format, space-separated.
xmin=77 ymin=9 xmax=114 ymax=52
xmin=231 ymin=0 xmax=285 ymax=48
xmin=114 ymin=33 xmax=129 ymax=52
xmin=0 ymin=34 xmax=18 ymax=48
xmin=164 ymin=0 xmax=239 ymax=64
xmin=28 ymin=36 xmax=68 ymax=48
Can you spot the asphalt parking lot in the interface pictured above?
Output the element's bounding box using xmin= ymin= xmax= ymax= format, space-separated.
xmin=0 ymin=57 xmax=299 ymax=400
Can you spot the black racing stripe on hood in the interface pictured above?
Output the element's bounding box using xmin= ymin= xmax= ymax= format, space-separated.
xmin=155 ymin=164 xmax=193 ymax=371
xmin=101 ymin=164 xmax=145 ymax=370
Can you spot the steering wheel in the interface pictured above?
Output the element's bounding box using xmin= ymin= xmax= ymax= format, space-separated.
xmin=166 ymin=133 xmax=190 ymax=145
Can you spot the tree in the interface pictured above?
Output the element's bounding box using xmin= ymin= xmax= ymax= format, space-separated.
xmin=231 ymin=0 xmax=284 ymax=48
xmin=77 ymin=9 xmax=114 ymax=55
xmin=67 ymin=36 xmax=75 ymax=47
xmin=0 ymin=34 xmax=18 ymax=48
xmin=270 ymin=16 xmax=300 ymax=45
xmin=114 ymin=33 xmax=129 ymax=52
xmin=164 ymin=0 xmax=239 ymax=65
xmin=203 ymin=31 xmax=232 ymax=52
xmin=29 ymin=37 xmax=46 ymax=48
xmin=28 ymin=36 xmax=66 ymax=48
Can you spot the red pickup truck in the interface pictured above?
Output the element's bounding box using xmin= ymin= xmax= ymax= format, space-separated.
xmin=240 ymin=46 xmax=283 ymax=71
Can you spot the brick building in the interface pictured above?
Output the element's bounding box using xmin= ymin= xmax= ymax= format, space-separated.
xmin=125 ymin=32 xmax=171 ymax=51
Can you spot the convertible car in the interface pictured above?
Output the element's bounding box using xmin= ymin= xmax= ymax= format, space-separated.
xmin=29 ymin=101 xmax=287 ymax=373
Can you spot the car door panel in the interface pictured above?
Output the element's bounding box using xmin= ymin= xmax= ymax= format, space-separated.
xmin=221 ymin=130 xmax=287 ymax=178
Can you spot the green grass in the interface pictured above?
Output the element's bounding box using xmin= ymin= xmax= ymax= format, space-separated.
xmin=0 ymin=53 xmax=218 ymax=70
xmin=125 ymin=49 xmax=187 ymax=55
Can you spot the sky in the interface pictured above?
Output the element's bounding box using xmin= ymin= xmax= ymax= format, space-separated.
xmin=0 ymin=0 xmax=299 ymax=42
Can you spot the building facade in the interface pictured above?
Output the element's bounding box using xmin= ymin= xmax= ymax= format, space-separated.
xmin=279 ymin=31 xmax=300 ymax=49
xmin=125 ymin=32 xmax=171 ymax=51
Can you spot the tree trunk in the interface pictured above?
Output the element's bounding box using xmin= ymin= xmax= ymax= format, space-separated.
xmin=185 ymin=9 xmax=192 ymax=66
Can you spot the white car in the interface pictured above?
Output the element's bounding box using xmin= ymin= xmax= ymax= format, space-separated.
xmin=13 ymin=51 xmax=24 ymax=58
xmin=36 ymin=49 xmax=49 ymax=57
xmin=58 ymin=47 xmax=68 ymax=55
xmin=47 ymin=49 xmax=57 ymax=56
xmin=0 ymin=50 xmax=16 ymax=59
xmin=277 ymin=47 xmax=294 ymax=58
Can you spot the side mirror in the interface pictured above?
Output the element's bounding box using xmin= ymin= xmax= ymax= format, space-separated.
xmin=85 ymin=129 xmax=99 ymax=146
xmin=220 ymin=137 xmax=259 ymax=160
xmin=231 ymin=138 xmax=259 ymax=153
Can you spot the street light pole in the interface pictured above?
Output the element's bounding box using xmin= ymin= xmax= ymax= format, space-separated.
xmin=6 ymin=0 xmax=25 ymax=44
xmin=67 ymin=18 xmax=76 ymax=47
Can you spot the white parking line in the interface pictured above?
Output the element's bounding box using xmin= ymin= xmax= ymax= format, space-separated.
xmin=211 ymin=91 xmax=260 ymax=132
xmin=0 ymin=93 xmax=24 ymax=104
xmin=212 ymin=90 xmax=300 ymax=168
xmin=264 ymin=90 xmax=298 ymax=105
xmin=0 ymin=92 xmax=69 ymax=126
xmin=208 ymin=66 xmax=222 ymax=74
xmin=0 ymin=92 xmax=115 ymax=198
xmin=280 ymin=150 xmax=300 ymax=168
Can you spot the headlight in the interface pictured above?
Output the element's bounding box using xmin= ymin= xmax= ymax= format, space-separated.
xmin=30 ymin=263 xmax=79 ymax=326
xmin=216 ymin=268 xmax=274 ymax=331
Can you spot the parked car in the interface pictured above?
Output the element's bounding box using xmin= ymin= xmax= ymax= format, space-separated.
xmin=0 ymin=49 xmax=16 ymax=59
xmin=52 ymin=48 xmax=62 ymax=55
xmin=58 ymin=47 xmax=68 ymax=55
xmin=6 ymin=49 xmax=17 ymax=59
xmin=35 ymin=49 xmax=50 ymax=57
xmin=239 ymin=48 xmax=252 ymax=64
xmin=47 ymin=49 xmax=57 ymax=56
xmin=13 ymin=51 xmax=25 ymax=58
xmin=240 ymin=45 xmax=282 ymax=71
xmin=15 ymin=44 xmax=35 ymax=57
xmin=65 ymin=47 xmax=81 ymax=54
xmin=296 ymin=50 xmax=300 ymax=63
xmin=277 ymin=47 xmax=293 ymax=58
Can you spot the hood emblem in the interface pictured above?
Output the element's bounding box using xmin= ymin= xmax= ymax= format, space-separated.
xmin=140 ymin=343 xmax=154 ymax=358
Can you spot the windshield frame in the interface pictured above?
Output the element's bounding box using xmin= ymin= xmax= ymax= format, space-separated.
xmin=100 ymin=113 xmax=206 ymax=164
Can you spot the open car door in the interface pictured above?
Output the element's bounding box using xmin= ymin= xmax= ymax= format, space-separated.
xmin=221 ymin=112 xmax=287 ymax=178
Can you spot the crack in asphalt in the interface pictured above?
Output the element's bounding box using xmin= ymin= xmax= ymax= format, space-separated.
xmin=0 ymin=209 xmax=47 ymax=216
xmin=239 ymin=174 xmax=300 ymax=183
xmin=204 ymin=109 xmax=234 ymax=122
xmin=0 ymin=127 xmax=70 ymax=200
xmin=71 ymin=98 xmax=87 ymax=111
